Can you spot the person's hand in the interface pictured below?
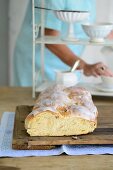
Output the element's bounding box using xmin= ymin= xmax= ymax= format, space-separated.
xmin=107 ymin=30 xmax=113 ymax=40
xmin=83 ymin=62 xmax=113 ymax=77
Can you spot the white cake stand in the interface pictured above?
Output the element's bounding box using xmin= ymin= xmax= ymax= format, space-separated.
xmin=54 ymin=10 xmax=89 ymax=41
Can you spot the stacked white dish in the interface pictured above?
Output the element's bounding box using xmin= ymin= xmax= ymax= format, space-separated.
xmin=94 ymin=76 xmax=113 ymax=92
xmin=82 ymin=22 xmax=113 ymax=42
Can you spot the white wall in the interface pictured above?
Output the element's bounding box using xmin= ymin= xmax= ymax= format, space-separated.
xmin=9 ymin=0 xmax=29 ymax=85
xmin=0 ymin=0 xmax=8 ymax=86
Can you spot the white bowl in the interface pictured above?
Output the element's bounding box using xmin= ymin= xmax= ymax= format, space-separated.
xmin=82 ymin=22 xmax=113 ymax=42
xmin=54 ymin=10 xmax=89 ymax=23
xmin=55 ymin=70 xmax=79 ymax=87
xmin=54 ymin=10 xmax=89 ymax=40
xmin=101 ymin=76 xmax=113 ymax=88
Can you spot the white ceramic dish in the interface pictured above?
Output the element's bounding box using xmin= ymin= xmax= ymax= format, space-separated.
xmin=94 ymin=83 xmax=113 ymax=92
xmin=82 ymin=22 xmax=113 ymax=42
xmin=55 ymin=70 xmax=78 ymax=87
xmin=54 ymin=10 xmax=89 ymax=40
xmin=54 ymin=10 xmax=89 ymax=22
xmin=77 ymin=82 xmax=113 ymax=97
xmin=101 ymin=76 xmax=113 ymax=88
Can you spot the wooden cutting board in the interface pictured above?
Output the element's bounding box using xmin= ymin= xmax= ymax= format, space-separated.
xmin=12 ymin=105 xmax=113 ymax=150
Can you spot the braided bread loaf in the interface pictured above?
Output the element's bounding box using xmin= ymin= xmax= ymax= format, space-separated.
xmin=25 ymin=85 xmax=98 ymax=136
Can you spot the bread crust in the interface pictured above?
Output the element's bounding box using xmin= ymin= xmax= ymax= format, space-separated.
xmin=25 ymin=85 xmax=98 ymax=136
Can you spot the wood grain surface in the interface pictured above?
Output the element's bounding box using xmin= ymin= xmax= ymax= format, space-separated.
xmin=12 ymin=105 xmax=113 ymax=150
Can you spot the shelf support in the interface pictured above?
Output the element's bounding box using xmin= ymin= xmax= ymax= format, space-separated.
xmin=40 ymin=0 xmax=45 ymax=82
xmin=32 ymin=0 xmax=36 ymax=98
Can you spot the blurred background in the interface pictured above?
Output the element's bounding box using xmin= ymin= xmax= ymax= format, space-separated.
xmin=0 ymin=0 xmax=113 ymax=86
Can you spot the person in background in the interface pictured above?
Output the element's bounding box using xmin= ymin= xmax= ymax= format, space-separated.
xmin=13 ymin=0 xmax=113 ymax=86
